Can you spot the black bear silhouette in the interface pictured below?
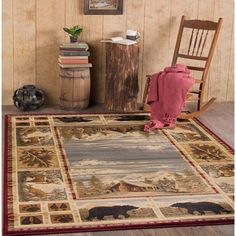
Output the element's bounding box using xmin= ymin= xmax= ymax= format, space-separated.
xmin=87 ymin=205 xmax=139 ymax=221
xmin=171 ymin=202 xmax=232 ymax=215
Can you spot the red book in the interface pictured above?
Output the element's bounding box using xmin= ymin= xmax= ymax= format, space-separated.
xmin=58 ymin=63 xmax=92 ymax=68
xmin=58 ymin=58 xmax=89 ymax=64
xmin=59 ymin=56 xmax=88 ymax=59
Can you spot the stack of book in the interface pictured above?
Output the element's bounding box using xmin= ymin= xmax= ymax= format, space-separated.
xmin=58 ymin=42 xmax=92 ymax=68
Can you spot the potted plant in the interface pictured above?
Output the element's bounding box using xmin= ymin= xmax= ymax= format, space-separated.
xmin=63 ymin=25 xmax=83 ymax=43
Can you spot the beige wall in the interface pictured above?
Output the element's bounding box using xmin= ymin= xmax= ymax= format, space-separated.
xmin=2 ymin=0 xmax=234 ymax=105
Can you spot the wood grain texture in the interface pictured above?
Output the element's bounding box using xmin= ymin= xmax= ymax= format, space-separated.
xmin=102 ymin=2 xmax=127 ymax=102
xmin=214 ymin=0 xmax=234 ymax=101
xmin=83 ymin=15 xmax=104 ymax=103
xmin=142 ymin=0 xmax=171 ymax=103
xmin=206 ymin=0 xmax=221 ymax=101
xmin=2 ymin=0 xmax=14 ymax=104
xmin=13 ymin=0 xmax=36 ymax=90
xmin=59 ymin=68 xmax=90 ymax=110
xmin=36 ymin=0 xmax=65 ymax=105
xmin=169 ymin=1 xmax=199 ymax=98
xmin=32 ymin=223 xmax=234 ymax=236
xmin=65 ymin=0 xmax=84 ymax=43
xmin=2 ymin=0 xmax=234 ymax=105
xmin=197 ymin=0 xmax=215 ymax=102
xmin=126 ymin=0 xmax=145 ymax=102
xmin=169 ymin=0 xmax=199 ymax=63
xmin=226 ymin=32 xmax=234 ymax=101
xmin=105 ymin=43 xmax=139 ymax=111
xmin=143 ymin=0 xmax=171 ymax=76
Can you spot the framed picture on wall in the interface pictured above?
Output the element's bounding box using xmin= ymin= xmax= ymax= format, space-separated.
xmin=84 ymin=0 xmax=123 ymax=15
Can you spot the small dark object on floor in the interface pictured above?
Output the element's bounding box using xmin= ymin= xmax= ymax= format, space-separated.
xmin=116 ymin=115 xmax=147 ymax=121
xmin=58 ymin=117 xmax=92 ymax=123
xmin=13 ymin=85 xmax=45 ymax=111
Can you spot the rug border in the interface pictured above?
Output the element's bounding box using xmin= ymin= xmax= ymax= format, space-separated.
xmin=3 ymin=219 xmax=234 ymax=236
xmin=3 ymin=115 xmax=10 ymax=236
xmin=3 ymin=113 xmax=234 ymax=236
xmin=193 ymin=118 xmax=234 ymax=153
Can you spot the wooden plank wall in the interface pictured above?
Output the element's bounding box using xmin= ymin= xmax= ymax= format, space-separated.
xmin=2 ymin=0 xmax=234 ymax=105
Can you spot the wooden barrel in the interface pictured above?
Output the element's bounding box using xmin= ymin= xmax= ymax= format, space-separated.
xmin=59 ymin=67 xmax=91 ymax=110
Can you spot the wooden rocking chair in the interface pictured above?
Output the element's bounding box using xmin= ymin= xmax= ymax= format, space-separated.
xmin=143 ymin=15 xmax=223 ymax=119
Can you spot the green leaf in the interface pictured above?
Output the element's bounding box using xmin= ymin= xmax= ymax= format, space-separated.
xmin=63 ymin=25 xmax=83 ymax=37
xmin=63 ymin=27 xmax=73 ymax=35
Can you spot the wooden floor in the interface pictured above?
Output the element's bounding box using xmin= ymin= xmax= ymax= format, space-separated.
xmin=2 ymin=102 xmax=234 ymax=236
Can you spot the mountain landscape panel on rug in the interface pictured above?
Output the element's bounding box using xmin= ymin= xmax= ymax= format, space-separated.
xmin=62 ymin=130 xmax=214 ymax=199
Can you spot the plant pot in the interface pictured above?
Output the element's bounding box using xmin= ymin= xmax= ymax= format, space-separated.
xmin=70 ymin=36 xmax=78 ymax=43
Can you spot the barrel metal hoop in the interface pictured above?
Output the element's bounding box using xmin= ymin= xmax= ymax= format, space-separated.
xmin=60 ymin=98 xmax=89 ymax=102
xmin=59 ymin=75 xmax=90 ymax=80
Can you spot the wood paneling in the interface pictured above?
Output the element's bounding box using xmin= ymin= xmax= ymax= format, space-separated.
xmin=143 ymin=0 xmax=171 ymax=75
xmin=227 ymin=33 xmax=234 ymax=101
xmin=169 ymin=0 xmax=199 ymax=62
xmin=65 ymin=0 xmax=83 ymax=29
xmin=83 ymin=15 xmax=103 ymax=103
xmin=216 ymin=0 xmax=234 ymax=101
xmin=102 ymin=3 xmax=127 ymax=102
xmin=2 ymin=0 xmax=14 ymax=104
xmin=13 ymin=0 xmax=36 ymax=89
xmin=194 ymin=0 xmax=213 ymax=101
xmin=36 ymin=0 xmax=65 ymax=105
xmin=2 ymin=0 xmax=234 ymax=105
xmin=126 ymin=0 xmax=145 ymax=101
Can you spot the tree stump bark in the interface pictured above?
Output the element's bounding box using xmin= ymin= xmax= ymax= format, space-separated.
xmin=105 ymin=43 xmax=139 ymax=111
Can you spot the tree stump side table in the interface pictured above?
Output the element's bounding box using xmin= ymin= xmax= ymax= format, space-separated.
xmin=105 ymin=43 xmax=139 ymax=112
xmin=59 ymin=66 xmax=91 ymax=110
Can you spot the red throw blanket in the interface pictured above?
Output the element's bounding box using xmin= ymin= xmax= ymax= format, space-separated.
xmin=145 ymin=64 xmax=194 ymax=131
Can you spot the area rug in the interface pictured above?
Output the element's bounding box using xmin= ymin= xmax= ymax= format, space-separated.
xmin=3 ymin=113 xmax=234 ymax=235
